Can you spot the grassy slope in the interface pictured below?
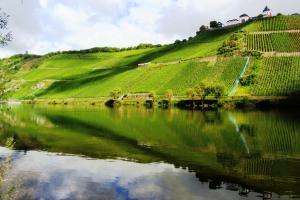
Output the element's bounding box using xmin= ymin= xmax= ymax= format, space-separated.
xmin=5 ymin=28 xmax=241 ymax=99
xmin=1 ymin=15 xmax=300 ymax=99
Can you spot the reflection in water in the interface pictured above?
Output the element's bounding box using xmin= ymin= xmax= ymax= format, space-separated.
xmin=0 ymin=105 xmax=299 ymax=200
xmin=0 ymin=148 xmax=284 ymax=200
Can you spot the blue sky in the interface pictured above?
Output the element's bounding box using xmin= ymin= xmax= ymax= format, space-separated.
xmin=0 ymin=0 xmax=299 ymax=57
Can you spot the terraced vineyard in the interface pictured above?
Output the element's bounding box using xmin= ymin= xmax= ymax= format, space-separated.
xmin=252 ymin=57 xmax=300 ymax=96
xmin=245 ymin=32 xmax=300 ymax=52
xmin=245 ymin=16 xmax=300 ymax=32
xmin=246 ymin=33 xmax=273 ymax=52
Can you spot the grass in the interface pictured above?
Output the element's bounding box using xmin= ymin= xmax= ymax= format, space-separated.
xmin=18 ymin=57 xmax=245 ymax=98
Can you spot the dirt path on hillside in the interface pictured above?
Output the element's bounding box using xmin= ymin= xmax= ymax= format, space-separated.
xmin=263 ymin=52 xmax=300 ymax=57
xmin=153 ymin=56 xmax=218 ymax=66
xmin=248 ymin=30 xmax=300 ymax=34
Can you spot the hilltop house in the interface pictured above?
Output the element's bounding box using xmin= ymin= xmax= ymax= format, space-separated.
xmin=263 ymin=6 xmax=272 ymax=17
xmin=217 ymin=22 xmax=223 ymax=28
xmin=226 ymin=19 xmax=239 ymax=26
xmin=240 ymin=14 xmax=250 ymax=23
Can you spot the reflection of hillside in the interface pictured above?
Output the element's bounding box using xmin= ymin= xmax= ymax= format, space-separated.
xmin=0 ymin=106 xmax=299 ymax=196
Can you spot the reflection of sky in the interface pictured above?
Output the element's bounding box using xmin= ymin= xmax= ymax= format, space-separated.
xmin=0 ymin=147 xmax=282 ymax=200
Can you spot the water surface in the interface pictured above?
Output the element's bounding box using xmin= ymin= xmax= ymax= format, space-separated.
xmin=0 ymin=105 xmax=299 ymax=200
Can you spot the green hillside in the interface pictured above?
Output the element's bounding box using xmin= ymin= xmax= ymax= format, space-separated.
xmin=1 ymin=15 xmax=300 ymax=100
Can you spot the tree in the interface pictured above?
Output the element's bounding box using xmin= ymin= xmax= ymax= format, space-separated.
xmin=211 ymin=85 xmax=225 ymax=99
xmin=165 ymin=89 xmax=173 ymax=105
xmin=186 ymin=88 xmax=196 ymax=108
xmin=200 ymin=25 xmax=208 ymax=32
xmin=277 ymin=13 xmax=283 ymax=16
xmin=149 ymin=91 xmax=157 ymax=102
xmin=0 ymin=8 xmax=12 ymax=47
xmin=194 ymin=82 xmax=210 ymax=108
xmin=257 ymin=14 xmax=264 ymax=19
xmin=110 ymin=88 xmax=122 ymax=100
xmin=210 ymin=21 xmax=218 ymax=29
xmin=186 ymin=88 xmax=196 ymax=100
xmin=174 ymin=40 xmax=181 ymax=45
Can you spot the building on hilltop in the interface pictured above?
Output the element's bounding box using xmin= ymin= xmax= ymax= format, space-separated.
xmin=226 ymin=19 xmax=239 ymax=26
xmin=239 ymin=14 xmax=250 ymax=23
xmin=263 ymin=6 xmax=272 ymax=17
xmin=217 ymin=22 xmax=223 ymax=28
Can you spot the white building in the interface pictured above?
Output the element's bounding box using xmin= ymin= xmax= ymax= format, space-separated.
xmin=263 ymin=6 xmax=272 ymax=17
xmin=226 ymin=19 xmax=239 ymax=26
xmin=239 ymin=14 xmax=250 ymax=23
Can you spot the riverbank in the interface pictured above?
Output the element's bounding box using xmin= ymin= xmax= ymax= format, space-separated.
xmin=1 ymin=95 xmax=299 ymax=111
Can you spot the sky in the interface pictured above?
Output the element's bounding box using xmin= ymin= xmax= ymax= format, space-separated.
xmin=0 ymin=0 xmax=299 ymax=58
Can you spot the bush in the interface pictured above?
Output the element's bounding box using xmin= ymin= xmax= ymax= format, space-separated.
xmin=174 ymin=40 xmax=181 ymax=45
xmin=240 ymin=50 xmax=263 ymax=59
xmin=211 ymin=85 xmax=225 ymax=99
xmin=218 ymin=33 xmax=243 ymax=56
xmin=110 ymin=88 xmax=122 ymax=100
xmin=186 ymin=88 xmax=196 ymax=100
xmin=240 ymin=74 xmax=257 ymax=86
xmin=165 ymin=89 xmax=174 ymax=103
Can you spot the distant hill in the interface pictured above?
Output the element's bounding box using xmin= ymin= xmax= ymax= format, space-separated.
xmin=0 ymin=15 xmax=300 ymax=100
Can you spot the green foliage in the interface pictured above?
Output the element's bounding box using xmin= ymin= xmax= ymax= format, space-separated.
xmin=186 ymin=88 xmax=196 ymax=100
xmin=5 ymin=137 xmax=15 ymax=149
xmin=164 ymin=89 xmax=173 ymax=103
xmin=210 ymin=21 xmax=221 ymax=29
xmin=194 ymin=82 xmax=209 ymax=99
xmin=199 ymin=25 xmax=209 ymax=32
xmin=218 ymin=33 xmax=243 ymax=56
xmin=194 ymin=82 xmax=225 ymax=99
xmin=110 ymin=88 xmax=122 ymax=100
xmin=240 ymin=74 xmax=257 ymax=86
xmin=240 ymin=50 xmax=262 ymax=59
xmin=210 ymin=84 xmax=226 ymax=99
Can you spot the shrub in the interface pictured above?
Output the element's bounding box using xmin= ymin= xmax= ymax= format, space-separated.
xmin=240 ymin=74 xmax=257 ymax=86
xmin=110 ymin=88 xmax=122 ymax=100
xmin=165 ymin=89 xmax=174 ymax=104
xmin=240 ymin=50 xmax=263 ymax=59
xmin=218 ymin=33 xmax=243 ymax=56
xmin=186 ymin=88 xmax=196 ymax=100
xmin=211 ymin=84 xmax=225 ymax=99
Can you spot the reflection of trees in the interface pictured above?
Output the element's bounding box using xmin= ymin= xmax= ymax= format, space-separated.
xmin=0 ymin=137 xmax=16 ymax=199
xmin=0 ymin=123 xmax=42 ymax=152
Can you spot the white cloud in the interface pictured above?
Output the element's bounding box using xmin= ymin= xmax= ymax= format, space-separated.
xmin=0 ymin=0 xmax=299 ymax=58
xmin=39 ymin=0 xmax=49 ymax=8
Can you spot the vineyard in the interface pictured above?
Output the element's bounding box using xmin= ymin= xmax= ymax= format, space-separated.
xmin=245 ymin=32 xmax=300 ymax=52
xmin=245 ymin=16 xmax=300 ymax=32
xmin=252 ymin=57 xmax=300 ymax=96
xmin=245 ymin=33 xmax=273 ymax=52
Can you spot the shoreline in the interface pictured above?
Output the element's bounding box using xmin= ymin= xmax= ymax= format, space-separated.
xmin=1 ymin=95 xmax=298 ymax=110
